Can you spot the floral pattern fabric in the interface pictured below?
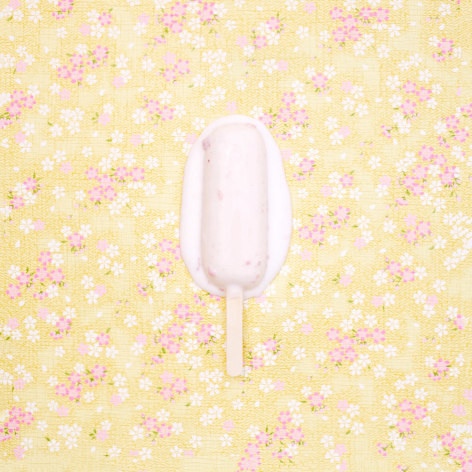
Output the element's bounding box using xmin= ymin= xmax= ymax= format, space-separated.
xmin=1 ymin=0 xmax=472 ymax=471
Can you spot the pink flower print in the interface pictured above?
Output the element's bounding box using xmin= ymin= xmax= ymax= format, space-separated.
xmin=435 ymin=358 xmax=450 ymax=374
xmin=162 ymin=68 xmax=177 ymax=82
xmin=12 ymin=128 xmax=27 ymax=142
xmin=327 ymin=328 xmax=340 ymax=341
xmin=267 ymin=16 xmax=281 ymax=31
xmin=375 ymin=8 xmax=389 ymax=22
xmin=157 ymin=333 xmax=173 ymax=350
xmin=400 ymin=99 xmax=417 ymax=117
xmin=97 ymin=429 xmax=108 ymax=440
xmin=255 ymin=431 xmax=270 ymax=444
xmin=312 ymin=73 xmax=328 ymax=91
xmin=13 ymin=378 xmax=25 ymax=390
xmin=451 ymin=444 xmax=467 ymax=460
xmin=86 ymin=166 xmax=99 ymax=179
xmin=90 ymin=364 xmax=106 ymax=380
xmin=454 ymin=314 xmax=466 ymax=330
xmin=16 ymin=272 xmax=30 ymax=286
xmin=277 ymin=411 xmax=292 ymax=425
xmin=455 ymin=128 xmax=470 ymax=142
xmin=371 ymin=328 xmax=386 ymax=343
xmin=396 ymin=418 xmax=412 ymax=434
xmin=308 ymin=392 xmax=325 ymax=408
xmin=67 ymin=384 xmax=82 ymax=401
xmin=171 ymin=2 xmax=187 ymax=17
xmin=254 ymin=35 xmax=267 ymax=48
xmin=10 ymin=195 xmax=25 ymax=210
xmin=372 ymin=295 xmax=383 ymax=307
xmin=145 ymin=99 xmax=161 ymax=115
xmin=244 ymin=442 xmax=260 ymax=456
xmin=69 ymin=67 xmax=83 ymax=84
xmin=330 ymin=6 xmax=344 ymax=20
xmin=161 ymin=12 xmax=174 ymax=27
xmin=398 ymin=399 xmax=413 ymax=411
xmin=14 ymin=446 xmax=25 ymax=459
xmin=438 ymin=38 xmax=454 ymax=54
xmin=339 ymin=336 xmax=354 ymax=349
xmin=440 ymin=166 xmax=458 ymax=185
xmin=196 ymin=323 xmax=212 ymax=343
xmin=298 ymin=158 xmax=314 ymax=174
xmin=160 ymin=105 xmax=174 ymax=121
xmin=344 ymin=347 xmax=358 ymax=362
xmin=343 ymin=15 xmax=359 ymax=28
xmin=102 ymin=186 xmax=116 ymax=201
xmin=348 ymin=27 xmax=361 ymax=41
xmin=99 ymin=11 xmax=112 ymax=26
xmin=416 ymin=87 xmax=431 ymax=102
xmin=404 ymin=229 xmax=417 ymax=244
xmin=6 ymin=101 xmax=22 ymax=117
xmin=387 ymin=261 xmax=401 ymax=276
xmin=356 ymin=7 xmax=371 ymax=21
xmin=129 ymin=167 xmax=145 ymax=181
xmin=173 ymin=377 xmax=187 ymax=394
xmin=292 ymin=109 xmax=308 ymax=125
xmin=260 ymin=113 xmax=274 ymax=127
xmin=142 ymin=416 xmax=158 ymax=432
xmin=38 ymin=251 xmax=52 ymax=266
xmin=34 ymin=266 xmax=49 ymax=282
xmin=68 ymin=232 xmax=84 ymax=249
xmin=340 ymin=174 xmax=353 ymax=187
xmin=463 ymin=461 xmax=472 ymax=472
xmin=411 ymin=405 xmax=427 ymax=419
xmin=113 ymin=166 xmax=128 ymax=181
xmin=23 ymin=177 xmax=38 ymax=191
xmin=251 ymin=356 xmax=264 ymax=369
xmin=7 ymin=318 xmax=19 ymax=329
xmin=55 ymin=382 xmax=68 ymax=396
xmin=236 ymin=36 xmax=248 ymax=47
xmin=168 ymin=323 xmax=184 ymax=338
xmin=68 ymin=372 xmax=81 ymax=385
xmin=415 ymin=221 xmax=431 ymax=237
xmin=93 ymin=45 xmax=108 ymax=62
xmin=356 ymin=327 xmax=370 ymax=342
xmin=440 ymin=432 xmax=456 ymax=448
xmin=158 ymin=423 xmax=172 ymax=438
xmin=403 ymin=81 xmax=417 ymax=94
xmin=412 ymin=165 xmax=428 ymax=180
xmin=175 ymin=304 xmax=190 ymax=318
xmin=69 ymin=53 xmax=85 ymax=68
xmin=278 ymin=107 xmax=291 ymax=122
xmin=334 ymin=206 xmax=350 ymax=222
xmin=176 ymin=58 xmax=189 ymax=74
xmin=88 ymin=187 xmax=102 ymax=203
xmin=96 ymin=332 xmax=110 ymax=346
xmin=264 ymin=338 xmax=277 ymax=352
xmin=401 ymin=267 xmax=415 ymax=282
xmin=33 ymin=220 xmax=45 ymax=231
xmin=289 ymin=427 xmax=304 ymax=442
xmin=273 ymin=425 xmax=289 ymax=441
xmin=160 ymin=386 xmax=173 ymax=400
xmin=282 ymin=92 xmax=296 ymax=105
xmin=161 ymin=371 xmax=173 ymax=384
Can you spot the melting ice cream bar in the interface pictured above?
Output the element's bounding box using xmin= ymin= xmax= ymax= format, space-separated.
xmin=180 ymin=115 xmax=292 ymax=376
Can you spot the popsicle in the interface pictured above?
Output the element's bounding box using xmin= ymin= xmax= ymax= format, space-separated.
xmin=180 ymin=115 xmax=292 ymax=376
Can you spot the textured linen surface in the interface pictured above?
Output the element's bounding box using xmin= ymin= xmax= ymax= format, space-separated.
xmin=1 ymin=0 xmax=472 ymax=471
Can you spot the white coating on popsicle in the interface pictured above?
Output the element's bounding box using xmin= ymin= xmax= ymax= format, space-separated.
xmin=180 ymin=115 xmax=292 ymax=300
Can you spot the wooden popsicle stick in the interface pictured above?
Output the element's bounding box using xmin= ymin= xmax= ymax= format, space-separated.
xmin=226 ymin=285 xmax=243 ymax=377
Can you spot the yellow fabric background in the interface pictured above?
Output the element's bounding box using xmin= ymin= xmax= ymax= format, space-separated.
xmin=1 ymin=0 xmax=472 ymax=470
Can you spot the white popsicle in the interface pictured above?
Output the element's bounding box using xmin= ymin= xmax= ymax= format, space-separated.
xmin=180 ymin=115 xmax=292 ymax=376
